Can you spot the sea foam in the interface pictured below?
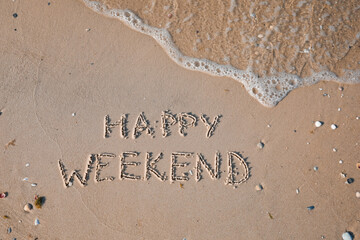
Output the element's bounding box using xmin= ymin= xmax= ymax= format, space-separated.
xmin=82 ymin=0 xmax=360 ymax=107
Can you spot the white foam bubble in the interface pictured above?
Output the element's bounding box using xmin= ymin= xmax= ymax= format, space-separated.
xmin=83 ymin=0 xmax=360 ymax=107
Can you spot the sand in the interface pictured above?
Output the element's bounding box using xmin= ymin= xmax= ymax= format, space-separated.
xmin=0 ymin=0 xmax=359 ymax=239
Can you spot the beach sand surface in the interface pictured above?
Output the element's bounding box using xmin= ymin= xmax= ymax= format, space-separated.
xmin=0 ymin=0 xmax=359 ymax=239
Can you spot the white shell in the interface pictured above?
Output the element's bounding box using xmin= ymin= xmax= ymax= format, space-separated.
xmin=315 ymin=121 xmax=323 ymax=127
xmin=24 ymin=203 xmax=33 ymax=212
xmin=34 ymin=218 xmax=40 ymax=226
xmin=342 ymin=232 xmax=353 ymax=240
xmin=25 ymin=163 xmax=30 ymax=167
xmin=296 ymin=188 xmax=300 ymax=194
xmin=333 ymin=148 xmax=337 ymax=152
xmin=257 ymin=142 xmax=264 ymax=149
xmin=356 ymin=192 xmax=360 ymax=198
xmin=331 ymin=124 xmax=337 ymax=130
xmin=31 ymin=183 xmax=37 ymax=187
xmin=255 ymin=184 xmax=263 ymax=191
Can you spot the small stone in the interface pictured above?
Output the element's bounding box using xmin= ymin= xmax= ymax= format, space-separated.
xmin=332 ymin=148 xmax=337 ymax=152
xmin=257 ymin=141 xmax=264 ymax=149
xmin=31 ymin=183 xmax=37 ymax=187
xmin=34 ymin=218 xmax=40 ymax=226
xmin=255 ymin=184 xmax=263 ymax=191
xmin=296 ymin=188 xmax=300 ymax=194
xmin=258 ymin=34 xmax=264 ymax=38
xmin=338 ymin=87 xmax=344 ymax=91
xmin=71 ymin=112 xmax=76 ymax=117
xmin=85 ymin=28 xmax=91 ymax=32
xmin=24 ymin=203 xmax=33 ymax=212
xmin=338 ymin=108 xmax=341 ymax=111
xmin=356 ymin=163 xmax=360 ymax=170
xmin=340 ymin=173 xmax=347 ymax=178
xmin=339 ymin=160 xmax=343 ymax=164
xmin=356 ymin=116 xmax=359 ymax=120
xmin=307 ymin=205 xmax=315 ymax=210
xmin=331 ymin=124 xmax=337 ymax=130
xmin=25 ymin=163 xmax=30 ymax=167
xmin=315 ymin=121 xmax=323 ymax=127
xmin=346 ymin=178 xmax=354 ymax=184
xmin=356 ymin=192 xmax=360 ymax=198
xmin=22 ymin=177 xmax=28 ymax=181
xmin=7 ymin=227 xmax=11 ymax=233
xmin=13 ymin=13 xmax=18 ymax=18
xmin=313 ymin=166 xmax=318 ymax=171
xmin=342 ymin=232 xmax=353 ymax=240
xmin=189 ymin=170 xmax=193 ymax=176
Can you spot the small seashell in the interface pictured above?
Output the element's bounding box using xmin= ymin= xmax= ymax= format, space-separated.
xmin=339 ymin=160 xmax=343 ymax=164
xmin=24 ymin=203 xmax=33 ymax=212
xmin=340 ymin=173 xmax=347 ymax=178
xmin=25 ymin=163 xmax=30 ymax=167
xmin=71 ymin=112 xmax=76 ymax=117
xmin=34 ymin=218 xmax=40 ymax=226
xmin=315 ymin=121 xmax=323 ymax=127
xmin=356 ymin=191 xmax=360 ymax=198
xmin=31 ymin=183 xmax=37 ymax=187
xmin=332 ymin=148 xmax=337 ymax=152
xmin=22 ymin=177 xmax=28 ymax=181
xmin=342 ymin=232 xmax=353 ymax=240
xmin=307 ymin=205 xmax=315 ymax=210
xmin=0 ymin=192 xmax=7 ymax=199
xmin=331 ymin=124 xmax=337 ymax=130
xmin=313 ymin=166 xmax=318 ymax=171
xmin=255 ymin=184 xmax=263 ymax=191
xmin=296 ymin=188 xmax=300 ymax=194
xmin=7 ymin=227 xmax=12 ymax=233
xmin=257 ymin=141 xmax=264 ymax=149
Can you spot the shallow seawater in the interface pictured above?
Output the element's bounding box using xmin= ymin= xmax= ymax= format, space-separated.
xmin=82 ymin=0 xmax=360 ymax=107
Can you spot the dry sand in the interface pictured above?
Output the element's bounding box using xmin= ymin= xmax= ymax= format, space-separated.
xmin=0 ymin=0 xmax=359 ymax=239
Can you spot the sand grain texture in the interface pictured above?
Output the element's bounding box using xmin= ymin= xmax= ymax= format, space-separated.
xmin=0 ymin=0 xmax=359 ymax=239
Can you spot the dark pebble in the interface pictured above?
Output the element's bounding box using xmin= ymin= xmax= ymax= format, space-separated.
xmin=346 ymin=178 xmax=354 ymax=184
xmin=307 ymin=206 xmax=315 ymax=210
xmin=13 ymin=13 xmax=18 ymax=18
